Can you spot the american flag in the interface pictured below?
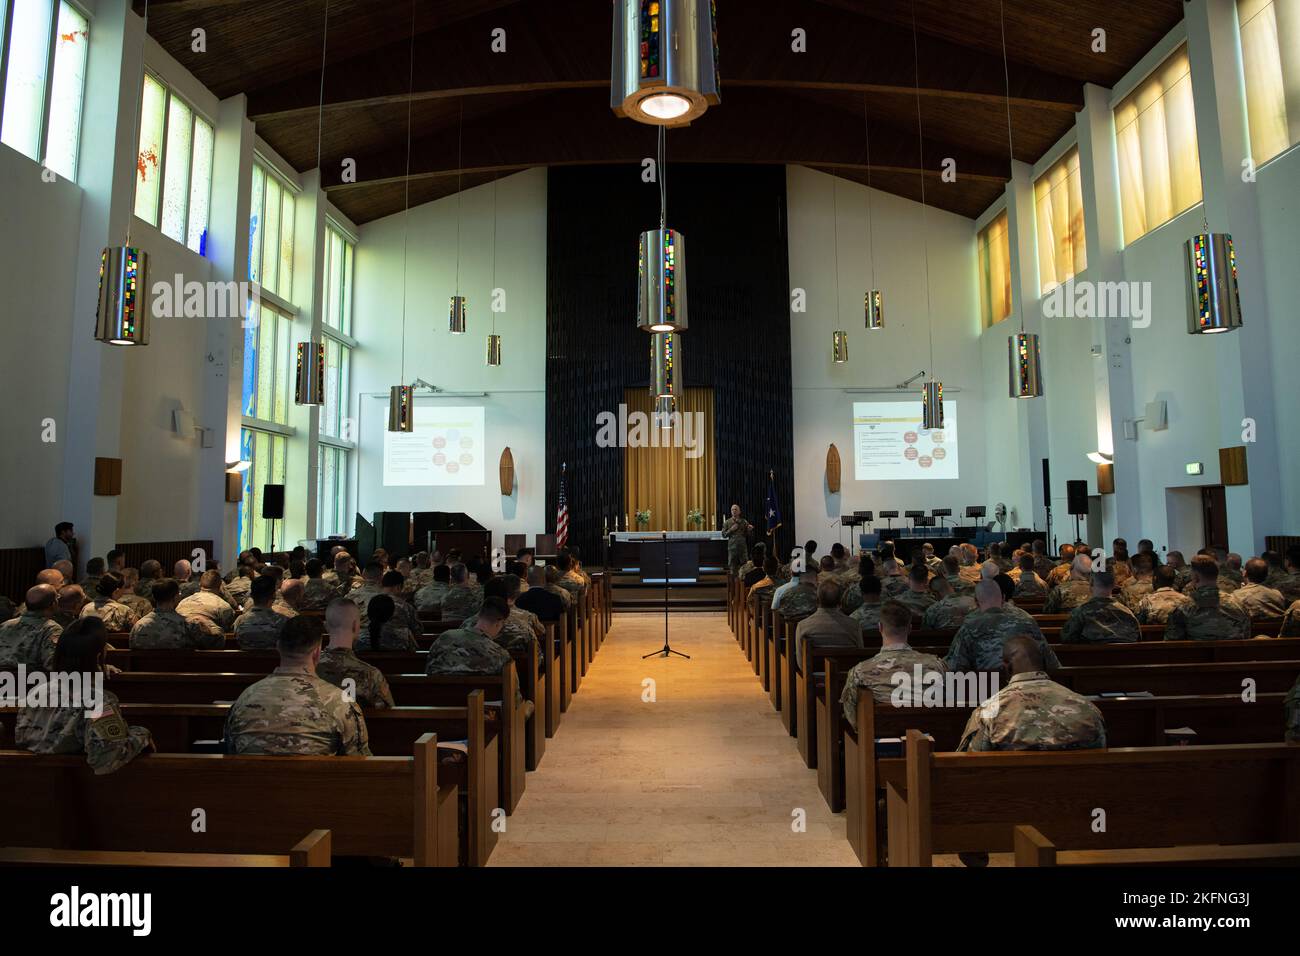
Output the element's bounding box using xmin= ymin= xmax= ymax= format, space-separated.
xmin=555 ymin=463 xmax=569 ymax=548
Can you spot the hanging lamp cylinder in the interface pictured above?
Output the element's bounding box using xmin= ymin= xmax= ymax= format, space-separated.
xmin=638 ymin=227 xmax=687 ymax=333
xmin=921 ymin=380 xmax=944 ymax=431
xmin=1008 ymin=331 xmax=1044 ymax=399
xmin=832 ymin=330 xmax=849 ymax=364
xmin=387 ymin=385 xmax=414 ymax=433
xmin=486 ymin=333 xmax=502 ymax=366
xmin=95 ymin=245 xmax=149 ymax=345
xmin=449 ymin=295 xmax=467 ymax=334
xmin=865 ymin=290 xmax=884 ymax=330
xmin=1185 ymin=233 xmax=1242 ymax=334
xmin=650 ymin=330 xmax=677 ymax=401
xmin=294 ymin=341 xmax=326 ymax=405
xmin=611 ymin=0 xmax=720 ymax=127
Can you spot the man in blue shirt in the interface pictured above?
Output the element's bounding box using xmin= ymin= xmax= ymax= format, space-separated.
xmin=44 ymin=522 xmax=76 ymax=570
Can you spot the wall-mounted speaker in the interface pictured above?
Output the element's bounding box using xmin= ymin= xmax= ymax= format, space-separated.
xmin=1066 ymin=480 xmax=1089 ymax=516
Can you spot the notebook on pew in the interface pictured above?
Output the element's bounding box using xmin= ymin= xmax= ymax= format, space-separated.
xmin=1164 ymin=726 xmax=1198 ymax=746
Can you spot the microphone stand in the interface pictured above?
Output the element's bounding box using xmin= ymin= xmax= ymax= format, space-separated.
xmin=644 ymin=530 xmax=689 ymax=659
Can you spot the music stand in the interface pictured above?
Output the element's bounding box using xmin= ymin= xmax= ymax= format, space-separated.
xmin=905 ymin=510 xmax=924 ymax=532
xmin=932 ymin=507 xmax=952 ymax=531
xmin=879 ymin=510 xmax=898 ymax=531
xmin=643 ymin=531 xmax=689 ymax=660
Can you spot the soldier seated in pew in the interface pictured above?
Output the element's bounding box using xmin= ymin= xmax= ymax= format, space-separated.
xmin=425 ymin=597 xmax=513 ymax=676
xmin=316 ymin=598 xmax=394 ymax=709
xmin=1165 ymin=556 xmax=1251 ymax=642
xmin=921 ymin=573 xmax=975 ymax=630
xmin=130 ymin=579 xmax=224 ymax=650
xmin=1061 ymin=570 xmax=1141 ymax=644
xmin=355 ymin=593 xmax=419 ymax=652
xmin=15 ymin=616 xmax=153 ymax=775
xmin=234 ymin=574 xmax=289 ymax=649
xmin=80 ymin=571 xmax=138 ymax=632
xmin=224 ymin=614 xmax=370 ymax=756
xmin=840 ymin=601 xmax=946 ymax=730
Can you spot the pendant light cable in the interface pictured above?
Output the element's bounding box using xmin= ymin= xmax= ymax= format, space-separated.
xmin=658 ymin=125 xmax=667 ymax=229
xmin=455 ymin=97 xmax=464 ymax=294
xmin=998 ymin=0 xmax=1024 ymax=333
xmin=910 ymin=0 xmax=934 ymax=377
xmin=491 ymin=177 xmax=498 ymax=336
xmin=863 ymin=93 xmax=875 ymax=290
xmin=399 ymin=0 xmax=415 ymax=383
xmin=124 ymin=0 xmax=150 ymax=246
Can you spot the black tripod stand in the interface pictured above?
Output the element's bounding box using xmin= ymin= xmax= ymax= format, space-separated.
xmin=643 ymin=531 xmax=690 ymax=660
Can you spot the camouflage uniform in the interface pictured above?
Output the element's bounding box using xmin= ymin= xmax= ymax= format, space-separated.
xmin=463 ymin=606 xmax=543 ymax=657
xmin=1044 ymin=578 xmax=1092 ymax=613
xmin=1061 ymin=595 xmax=1141 ymax=644
xmin=1280 ymin=601 xmax=1300 ymax=638
xmin=1164 ymin=587 xmax=1251 ymax=641
xmin=850 ymin=601 xmax=883 ymax=632
xmin=723 ymin=516 xmax=750 ymax=572
xmin=957 ymin=672 xmax=1107 ymax=751
xmin=1137 ymin=586 xmax=1194 ymax=625
xmin=1221 ymin=566 xmax=1244 ymax=587
xmin=224 ymin=672 xmax=370 ymax=755
xmin=271 ymin=597 xmax=301 ymax=619
xmin=793 ymin=608 xmax=863 ymax=669
xmin=922 ymin=594 xmax=975 ymax=630
xmin=346 ymin=584 xmax=385 ymax=628
xmin=1181 ymin=575 xmax=1239 ymax=598
xmin=1119 ymin=577 xmax=1153 ymax=612
xmin=892 ymin=588 xmax=936 ymax=622
xmin=119 ymin=592 xmax=153 ymax=620
xmin=1033 ymin=555 xmax=1056 ymax=581
xmin=1271 ymin=572 xmax=1300 ymax=605
xmin=0 ymin=613 xmax=61 ymax=670
xmin=440 ymin=584 xmax=484 ymax=622
xmin=1012 ymin=575 xmax=1048 ymax=602
xmin=302 ymin=578 xmax=340 ymax=611
xmin=356 ymin=598 xmax=422 ymax=652
xmin=1045 ymin=563 xmax=1072 ymax=589
xmin=546 ymin=583 xmax=574 ymax=609
xmin=778 ymin=586 xmax=818 ymax=623
xmin=1285 ymin=675 xmax=1300 ymax=743
xmin=176 ymin=579 xmax=201 ymax=599
xmin=225 ymin=575 xmax=252 ymax=606
xmin=414 ymin=581 xmax=449 ymax=612
xmin=880 ymin=575 xmax=910 ymax=600
xmin=316 ymin=647 xmax=395 ymax=709
xmin=840 ymin=646 xmax=947 ymax=730
xmin=177 ymin=590 xmax=236 ymax=632
xmin=0 ymin=597 xmax=15 ymax=623
xmin=233 ymin=607 xmax=288 ymax=649
xmin=944 ymin=606 xmax=1060 ymax=673
xmin=945 ymin=572 xmax=975 ymax=597
xmin=560 ymin=570 xmax=588 ymax=600
xmin=839 ymin=580 xmax=866 ymax=615
xmin=1225 ymin=582 xmax=1287 ymax=621
xmin=424 ymin=628 xmax=513 ymax=675
xmin=79 ymin=596 xmax=138 ymax=633
xmin=130 ymin=608 xmax=224 ymax=649
xmin=15 ymin=689 xmax=152 ymax=774
xmin=1171 ymin=566 xmax=1193 ymax=591
xmin=1110 ymin=560 xmax=1133 ymax=589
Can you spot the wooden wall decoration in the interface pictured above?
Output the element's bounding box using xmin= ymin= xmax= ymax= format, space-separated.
xmin=499 ymin=447 xmax=515 ymax=497
xmin=1096 ymin=463 xmax=1114 ymax=495
xmin=94 ymin=457 xmax=122 ymax=496
xmin=225 ymin=472 xmax=243 ymax=503
xmin=826 ymin=444 xmax=841 ymax=494
xmin=1219 ymin=446 xmax=1248 ymax=486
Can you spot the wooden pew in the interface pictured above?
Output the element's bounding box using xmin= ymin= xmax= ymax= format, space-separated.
xmin=103 ymin=665 xmax=528 ymax=816
xmin=0 ymin=830 xmax=333 ymax=867
xmin=838 ymin=685 xmax=1292 ymax=850
xmin=1012 ymin=824 xmax=1300 ymax=867
xmin=0 ymin=735 xmax=456 ymax=866
xmin=880 ymin=732 xmax=1299 ymax=866
xmin=509 ymin=639 xmax=546 ymax=771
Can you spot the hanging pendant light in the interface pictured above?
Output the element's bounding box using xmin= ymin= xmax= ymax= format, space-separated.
xmin=449 ymin=295 xmax=467 ymax=334
xmin=96 ymin=246 xmax=150 ymax=345
xmin=486 ymin=179 xmax=503 ymax=361
xmin=650 ymin=330 xmax=677 ymax=399
xmin=1008 ymin=331 xmax=1044 ymax=398
xmin=97 ymin=1 xmax=152 ymax=345
xmin=486 ymin=333 xmax=502 ymax=366
xmin=995 ymin=0 xmax=1048 ymax=397
xmin=387 ymin=385 xmax=414 ymax=433
xmin=389 ymin=0 xmax=417 ymax=431
xmin=862 ymin=98 xmax=884 ymax=331
xmin=611 ymin=0 xmax=720 ymax=127
xmin=294 ymin=341 xmax=325 ymax=405
xmin=654 ymin=394 xmax=677 ymax=430
xmin=638 ymin=227 xmax=687 ymax=332
xmin=922 ymin=380 xmax=944 ymax=430
xmin=1186 ymin=232 xmax=1242 ymax=334
xmin=832 ymin=330 xmax=849 ymax=364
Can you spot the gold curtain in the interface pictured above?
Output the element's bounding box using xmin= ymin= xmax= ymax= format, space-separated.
xmin=623 ymin=386 xmax=716 ymax=531
xmin=1238 ymin=0 xmax=1300 ymax=167
xmin=977 ymin=211 xmax=1011 ymax=328
xmin=1034 ymin=146 xmax=1088 ymax=292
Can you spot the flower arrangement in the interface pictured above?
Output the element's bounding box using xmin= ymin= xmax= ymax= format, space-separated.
xmin=686 ymin=509 xmax=704 ymax=527
xmin=635 ymin=509 xmax=652 ymax=528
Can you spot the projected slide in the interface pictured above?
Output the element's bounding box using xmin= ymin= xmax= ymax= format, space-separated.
xmin=852 ymin=401 xmax=959 ymax=481
xmin=384 ymin=405 xmax=486 ymax=487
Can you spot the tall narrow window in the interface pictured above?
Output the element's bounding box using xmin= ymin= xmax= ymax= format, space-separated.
xmin=1034 ymin=147 xmax=1088 ymax=292
xmin=1114 ymin=45 xmax=1203 ymax=245
xmin=249 ymin=159 xmax=297 ymax=302
xmin=977 ymin=211 xmax=1012 ymax=328
xmin=239 ymin=427 xmax=287 ymax=553
xmin=1238 ymin=0 xmax=1300 ymax=166
xmin=132 ymin=72 xmax=213 ymax=254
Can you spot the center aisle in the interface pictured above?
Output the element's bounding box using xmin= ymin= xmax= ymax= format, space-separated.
xmin=488 ymin=611 xmax=857 ymax=866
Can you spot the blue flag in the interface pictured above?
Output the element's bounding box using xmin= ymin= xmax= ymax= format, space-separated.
xmin=765 ymin=471 xmax=782 ymax=536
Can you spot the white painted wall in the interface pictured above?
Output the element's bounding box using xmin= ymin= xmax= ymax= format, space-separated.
xmin=351 ymin=168 xmax=548 ymax=550
xmin=785 ymin=166 xmax=986 ymax=549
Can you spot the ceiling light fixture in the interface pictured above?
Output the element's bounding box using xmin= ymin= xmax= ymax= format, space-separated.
xmin=611 ymin=0 xmax=720 ymax=127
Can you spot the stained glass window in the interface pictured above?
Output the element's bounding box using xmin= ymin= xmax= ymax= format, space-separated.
xmin=1 ymin=0 xmax=54 ymax=162
xmin=43 ymin=2 xmax=89 ymax=180
xmin=262 ymin=176 xmax=281 ymax=294
xmin=249 ymin=165 xmax=265 ymax=285
xmin=249 ymin=160 xmax=298 ymax=301
xmin=161 ymin=95 xmax=193 ymax=242
xmin=188 ymin=117 xmax=213 ymax=253
xmin=323 ymin=223 xmax=354 ymax=335
xmin=238 ymin=427 xmax=287 ymax=553
xmin=134 ymin=75 xmax=167 ymax=224
xmin=316 ymin=445 xmax=349 ymax=537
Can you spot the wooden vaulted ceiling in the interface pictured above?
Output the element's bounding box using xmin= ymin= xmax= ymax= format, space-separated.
xmin=137 ymin=0 xmax=1185 ymax=223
